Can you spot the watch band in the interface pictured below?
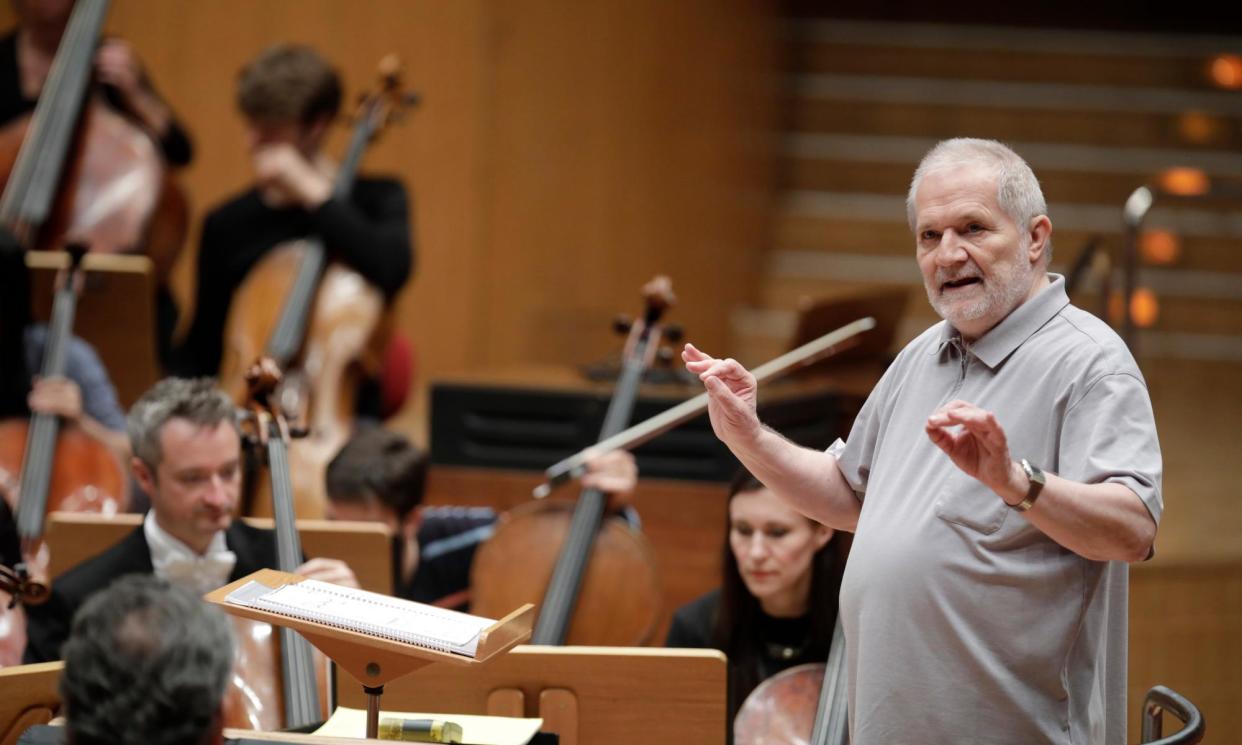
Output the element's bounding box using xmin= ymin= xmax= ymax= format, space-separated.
xmin=1009 ymin=459 xmax=1046 ymax=512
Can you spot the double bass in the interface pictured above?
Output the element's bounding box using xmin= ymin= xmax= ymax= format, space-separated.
xmin=226 ymin=359 xmax=329 ymax=731
xmin=469 ymin=278 xmax=673 ymax=645
xmin=0 ymin=247 xmax=127 ymax=667
xmin=220 ymin=56 xmax=416 ymax=520
xmin=0 ymin=0 xmax=187 ymax=278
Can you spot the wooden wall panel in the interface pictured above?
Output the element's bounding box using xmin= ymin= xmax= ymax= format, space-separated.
xmin=473 ymin=0 xmax=776 ymax=373
xmin=1130 ymin=561 xmax=1242 ymax=741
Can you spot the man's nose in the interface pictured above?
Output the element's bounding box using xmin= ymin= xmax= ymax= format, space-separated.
xmin=202 ymin=475 xmax=233 ymax=506
xmin=934 ymin=230 xmax=969 ymax=266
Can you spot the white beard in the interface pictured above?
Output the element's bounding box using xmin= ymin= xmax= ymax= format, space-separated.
xmin=926 ymin=250 xmax=1033 ymax=330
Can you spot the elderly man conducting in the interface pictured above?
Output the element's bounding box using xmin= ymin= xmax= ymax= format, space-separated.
xmin=684 ymin=138 xmax=1161 ymax=744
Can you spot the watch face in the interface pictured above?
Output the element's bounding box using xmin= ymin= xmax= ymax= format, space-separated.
xmin=1022 ymin=459 xmax=1046 ymax=485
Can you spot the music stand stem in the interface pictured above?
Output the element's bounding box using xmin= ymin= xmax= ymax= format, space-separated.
xmin=364 ymin=684 xmax=385 ymax=738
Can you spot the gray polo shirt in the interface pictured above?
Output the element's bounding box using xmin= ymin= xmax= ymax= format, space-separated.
xmin=829 ymin=275 xmax=1161 ymax=745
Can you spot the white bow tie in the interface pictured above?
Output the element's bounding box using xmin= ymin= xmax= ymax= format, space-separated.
xmin=155 ymin=551 xmax=238 ymax=595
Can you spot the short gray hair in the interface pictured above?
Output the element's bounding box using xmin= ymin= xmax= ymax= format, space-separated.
xmin=906 ymin=138 xmax=1052 ymax=261
xmin=127 ymin=378 xmax=236 ymax=468
xmin=60 ymin=575 xmax=234 ymax=745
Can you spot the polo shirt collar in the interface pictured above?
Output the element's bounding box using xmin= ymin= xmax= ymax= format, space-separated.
xmin=931 ymin=274 xmax=1070 ymax=369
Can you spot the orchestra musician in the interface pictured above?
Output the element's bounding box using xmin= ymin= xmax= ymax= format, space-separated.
xmin=664 ymin=467 xmax=844 ymax=725
xmin=169 ymin=43 xmax=412 ymax=415
xmin=684 ymin=138 xmax=1162 ymax=744
xmin=58 ymin=575 xmax=233 ymax=745
xmin=324 ymin=426 xmax=638 ymax=611
xmin=0 ymin=0 xmax=193 ymax=166
xmin=22 ymin=377 xmax=357 ymax=663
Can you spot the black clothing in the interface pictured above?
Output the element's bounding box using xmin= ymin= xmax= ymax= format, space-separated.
xmin=667 ymin=588 xmax=827 ymax=725
xmin=169 ymin=178 xmax=412 ymax=379
xmin=667 ymin=588 xmax=821 ymax=674
xmin=22 ymin=520 xmax=279 ymax=663
xmin=0 ymin=32 xmax=194 ymax=166
xmin=0 ymin=499 xmax=19 ymax=570
xmin=402 ymin=506 xmax=498 ymax=611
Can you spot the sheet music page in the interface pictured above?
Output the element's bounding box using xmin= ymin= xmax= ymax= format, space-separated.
xmin=226 ymin=579 xmax=495 ymax=656
xmin=314 ymin=706 xmax=543 ymax=745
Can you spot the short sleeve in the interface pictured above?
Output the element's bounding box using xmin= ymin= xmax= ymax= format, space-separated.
xmin=1059 ymin=372 xmax=1163 ymax=524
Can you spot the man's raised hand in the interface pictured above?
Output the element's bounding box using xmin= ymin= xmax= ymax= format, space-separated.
xmin=682 ymin=343 xmax=762 ymax=448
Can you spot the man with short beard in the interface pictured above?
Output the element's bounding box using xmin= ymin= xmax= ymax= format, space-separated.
xmin=683 ymin=138 xmax=1161 ymax=744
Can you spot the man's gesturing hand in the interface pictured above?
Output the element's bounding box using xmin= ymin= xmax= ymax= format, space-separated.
xmin=682 ymin=343 xmax=762 ymax=449
xmin=925 ymin=399 xmax=1025 ymax=503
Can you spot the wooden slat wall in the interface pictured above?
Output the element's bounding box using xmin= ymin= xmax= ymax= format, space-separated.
xmin=1130 ymin=561 xmax=1242 ymax=740
xmin=0 ymin=0 xmax=779 ymax=436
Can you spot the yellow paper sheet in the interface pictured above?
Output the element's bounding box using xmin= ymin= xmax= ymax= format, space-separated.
xmin=313 ymin=706 xmax=543 ymax=745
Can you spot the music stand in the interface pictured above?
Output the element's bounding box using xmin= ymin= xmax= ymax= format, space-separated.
xmin=206 ymin=569 xmax=534 ymax=739
xmin=26 ymin=250 xmax=160 ymax=407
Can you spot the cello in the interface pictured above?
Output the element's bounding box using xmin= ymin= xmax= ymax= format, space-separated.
xmin=227 ymin=358 xmax=330 ymax=731
xmin=0 ymin=0 xmax=187 ymax=279
xmin=733 ymin=618 xmax=849 ymax=745
xmin=219 ymin=56 xmax=416 ymax=520
xmin=0 ymin=246 xmax=127 ymax=667
xmin=469 ymin=278 xmax=674 ymax=646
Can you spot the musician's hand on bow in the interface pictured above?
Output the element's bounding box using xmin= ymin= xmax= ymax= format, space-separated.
xmin=253 ymin=144 xmax=332 ymax=210
xmin=295 ymin=557 xmax=359 ymax=589
xmin=581 ymin=449 xmax=637 ymax=510
xmin=925 ymin=400 xmax=1022 ymax=499
xmin=28 ymin=376 xmax=83 ymax=423
xmin=682 ymin=343 xmax=761 ymax=448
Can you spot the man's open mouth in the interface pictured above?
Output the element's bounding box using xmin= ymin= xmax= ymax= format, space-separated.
xmin=941 ymin=277 xmax=982 ymax=291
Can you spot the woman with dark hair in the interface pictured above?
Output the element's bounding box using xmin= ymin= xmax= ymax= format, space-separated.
xmin=665 ymin=467 xmax=846 ymax=725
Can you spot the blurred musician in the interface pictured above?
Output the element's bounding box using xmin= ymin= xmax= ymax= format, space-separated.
xmin=170 ymin=43 xmax=412 ymax=419
xmin=59 ymin=575 xmax=233 ymax=745
xmin=665 ymin=468 xmax=844 ymax=725
xmin=0 ymin=0 xmax=194 ymax=164
xmin=325 ymin=426 xmax=638 ymax=611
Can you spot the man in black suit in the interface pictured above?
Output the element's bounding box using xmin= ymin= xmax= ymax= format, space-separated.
xmin=23 ymin=377 xmax=355 ymax=663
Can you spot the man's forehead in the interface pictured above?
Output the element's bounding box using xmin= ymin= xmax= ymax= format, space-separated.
xmin=915 ymin=166 xmax=1002 ymax=222
xmin=157 ymin=418 xmax=239 ymax=458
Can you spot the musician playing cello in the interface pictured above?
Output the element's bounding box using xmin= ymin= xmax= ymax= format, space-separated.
xmin=23 ymin=377 xmax=357 ymax=663
xmin=170 ymin=44 xmax=412 ymax=413
xmin=325 ymin=426 xmax=639 ymax=612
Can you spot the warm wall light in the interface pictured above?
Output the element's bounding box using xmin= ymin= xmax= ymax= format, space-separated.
xmin=1177 ymin=111 xmax=1225 ymax=145
xmin=1109 ymin=288 xmax=1160 ymax=328
xmin=1209 ymin=54 xmax=1242 ymax=90
xmin=1157 ymin=166 xmax=1210 ymax=196
xmin=1130 ymin=288 xmax=1160 ymax=328
xmin=1140 ymin=229 xmax=1181 ymax=265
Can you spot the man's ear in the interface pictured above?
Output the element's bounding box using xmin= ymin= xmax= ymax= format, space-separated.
xmin=1027 ymin=215 xmax=1053 ymax=265
xmin=131 ymin=457 xmax=156 ymax=501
